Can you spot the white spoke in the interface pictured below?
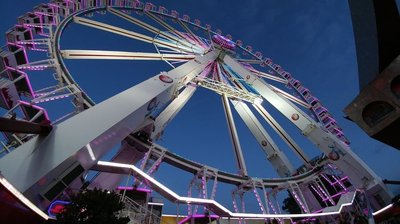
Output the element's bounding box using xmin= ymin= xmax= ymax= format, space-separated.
xmin=237 ymin=59 xmax=262 ymax=64
xmin=107 ymin=7 xmax=201 ymax=52
xmin=253 ymin=104 xmax=311 ymax=165
xmin=61 ymin=50 xmax=195 ymax=61
xmin=248 ymin=67 xmax=287 ymax=84
xmin=270 ymin=85 xmax=310 ymax=109
xmin=73 ymin=16 xmax=196 ymax=53
xmin=176 ymin=19 xmax=209 ymax=48
xmin=144 ymin=10 xmax=199 ymax=47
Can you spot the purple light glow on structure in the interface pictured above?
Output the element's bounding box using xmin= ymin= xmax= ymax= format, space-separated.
xmin=29 ymin=48 xmax=48 ymax=52
xmin=17 ymin=41 xmax=47 ymax=45
xmin=116 ymin=186 xmax=152 ymax=193
xmin=291 ymin=190 xmax=308 ymax=213
xmin=322 ymin=191 xmax=348 ymax=202
xmin=11 ymin=25 xmax=35 ymax=49
xmin=331 ymin=175 xmax=347 ymax=191
xmin=321 ymin=174 xmax=348 ymax=189
xmin=18 ymin=65 xmax=50 ymax=71
xmin=35 ymin=94 xmax=71 ymax=103
xmin=252 ymin=188 xmax=267 ymax=218
xmin=34 ymin=11 xmax=52 ymax=17
xmin=201 ymin=173 xmax=207 ymax=199
xmin=315 ymin=183 xmax=335 ymax=206
xmin=310 ymin=184 xmax=325 ymax=201
xmin=98 ymin=161 xmax=370 ymax=219
xmin=212 ymin=34 xmax=235 ymax=50
xmin=267 ymin=194 xmax=278 ymax=214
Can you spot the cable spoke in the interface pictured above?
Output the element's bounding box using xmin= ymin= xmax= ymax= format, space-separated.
xmin=270 ymin=85 xmax=311 ymax=109
xmin=248 ymin=67 xmax=287 ymax=84
xmin=176 ymin=19 xmax=209 ymax=49
xmin=61 ymin=49 xmax=195 ymax=61
xmin=237 ymin=59 xmax=263 ymax=64
xmin=107 ymin=7 xmax=202 ymax=52
xmin=73 ymin=16 xmax=196 ymax=53
xmin=144 ymin=10 xmax=198 ymax=45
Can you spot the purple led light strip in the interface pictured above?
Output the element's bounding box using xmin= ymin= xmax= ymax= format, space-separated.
xmin=116 ymin=186 xmax=152 ymax=193
xmin=291 ymin=190 xmax=308 ymax=213
xmin=310 ymin=184 xmax=325 ymax=201
xmin=316 ymin=183 xmax=335 ymax=206
xmin=322 ymin=191 xmax=348 ymax=202
xmin=98 ymin=160 xmax=364 ymax=218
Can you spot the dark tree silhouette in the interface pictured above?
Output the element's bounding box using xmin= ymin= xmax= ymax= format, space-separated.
xmin=55 ymin=188 xmax=130 ymax=224
xmin=282 ymin=191 xmax=301 ymax=214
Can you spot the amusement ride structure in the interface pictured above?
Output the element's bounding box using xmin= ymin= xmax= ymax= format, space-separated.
xmin=0 ymin=0 xmax=395 ymax=222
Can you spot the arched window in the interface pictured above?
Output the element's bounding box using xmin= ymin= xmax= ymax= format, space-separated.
xmin=390 ymin=76 xmax=400 ymax=99
xmin=362 ymin=101 xmax=395 ymax=127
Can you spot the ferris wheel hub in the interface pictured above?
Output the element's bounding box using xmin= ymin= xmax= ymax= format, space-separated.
xmin=211 ymin=34 xmax=235 ymax=50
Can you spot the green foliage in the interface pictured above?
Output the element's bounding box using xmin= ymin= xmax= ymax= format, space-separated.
xmin=55 ymin=188 xmax=130 ymax=224
xmin=282 ymin=191 xmax=301 ymax=214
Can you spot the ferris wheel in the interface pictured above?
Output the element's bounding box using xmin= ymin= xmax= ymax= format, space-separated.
xmin=0 ymin=0 xmax=393 ymax=222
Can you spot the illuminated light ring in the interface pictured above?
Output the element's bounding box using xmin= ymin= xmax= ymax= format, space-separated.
xmin=52 ymin=4 xmax=346 ymax=146
xmin=98 ymin=160 xmax=365 ymax=219
xmin=49 ymin=4 xmax=355 ymax=217
xmin=104 ymin=137 xmax=323 ymax=187
xmin=211 ymin=34 xmax=235 ymax=50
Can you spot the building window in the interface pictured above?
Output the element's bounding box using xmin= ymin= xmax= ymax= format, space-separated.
xmin=362 ymin=101 xmax=394 ymax=127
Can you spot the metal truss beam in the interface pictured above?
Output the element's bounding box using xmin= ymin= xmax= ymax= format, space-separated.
xmin=195 ymin=77 xmax=261 ymax=104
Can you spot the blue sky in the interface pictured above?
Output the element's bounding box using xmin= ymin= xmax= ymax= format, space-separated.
xmin=1 ymin=0 xmax=400 ymax=214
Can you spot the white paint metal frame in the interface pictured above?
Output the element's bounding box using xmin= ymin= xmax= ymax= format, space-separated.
xmin=0 ymin=51 xmax=217 ymax=193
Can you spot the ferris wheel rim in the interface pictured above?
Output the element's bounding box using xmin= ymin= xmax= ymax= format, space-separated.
xmin=7 ymin=0 xmax=346 ymax=190
xmin=1 ymin=1 xmax=386 ymax=220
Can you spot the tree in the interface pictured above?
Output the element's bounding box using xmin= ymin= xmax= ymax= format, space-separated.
xmin=281 ymin=191 xmax=301 ymax=214
xmin=55 ymin=188 xmax=130 ymax=224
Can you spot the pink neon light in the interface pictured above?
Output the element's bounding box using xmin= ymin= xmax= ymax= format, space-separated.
xmin=322 ymin=191 xmax=348 ymax=202
xmin=291 ymin=190 xmax=308 ymax=213
xmin=310 ymin=184 xmax=324 ymax=201
xmin=321 ymin=174 xmax=349 ymax=187
xmin=316 ymin=183 xmax=335 ymax=206
xmin=116 ymin=186 xmax=152 ymax=193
